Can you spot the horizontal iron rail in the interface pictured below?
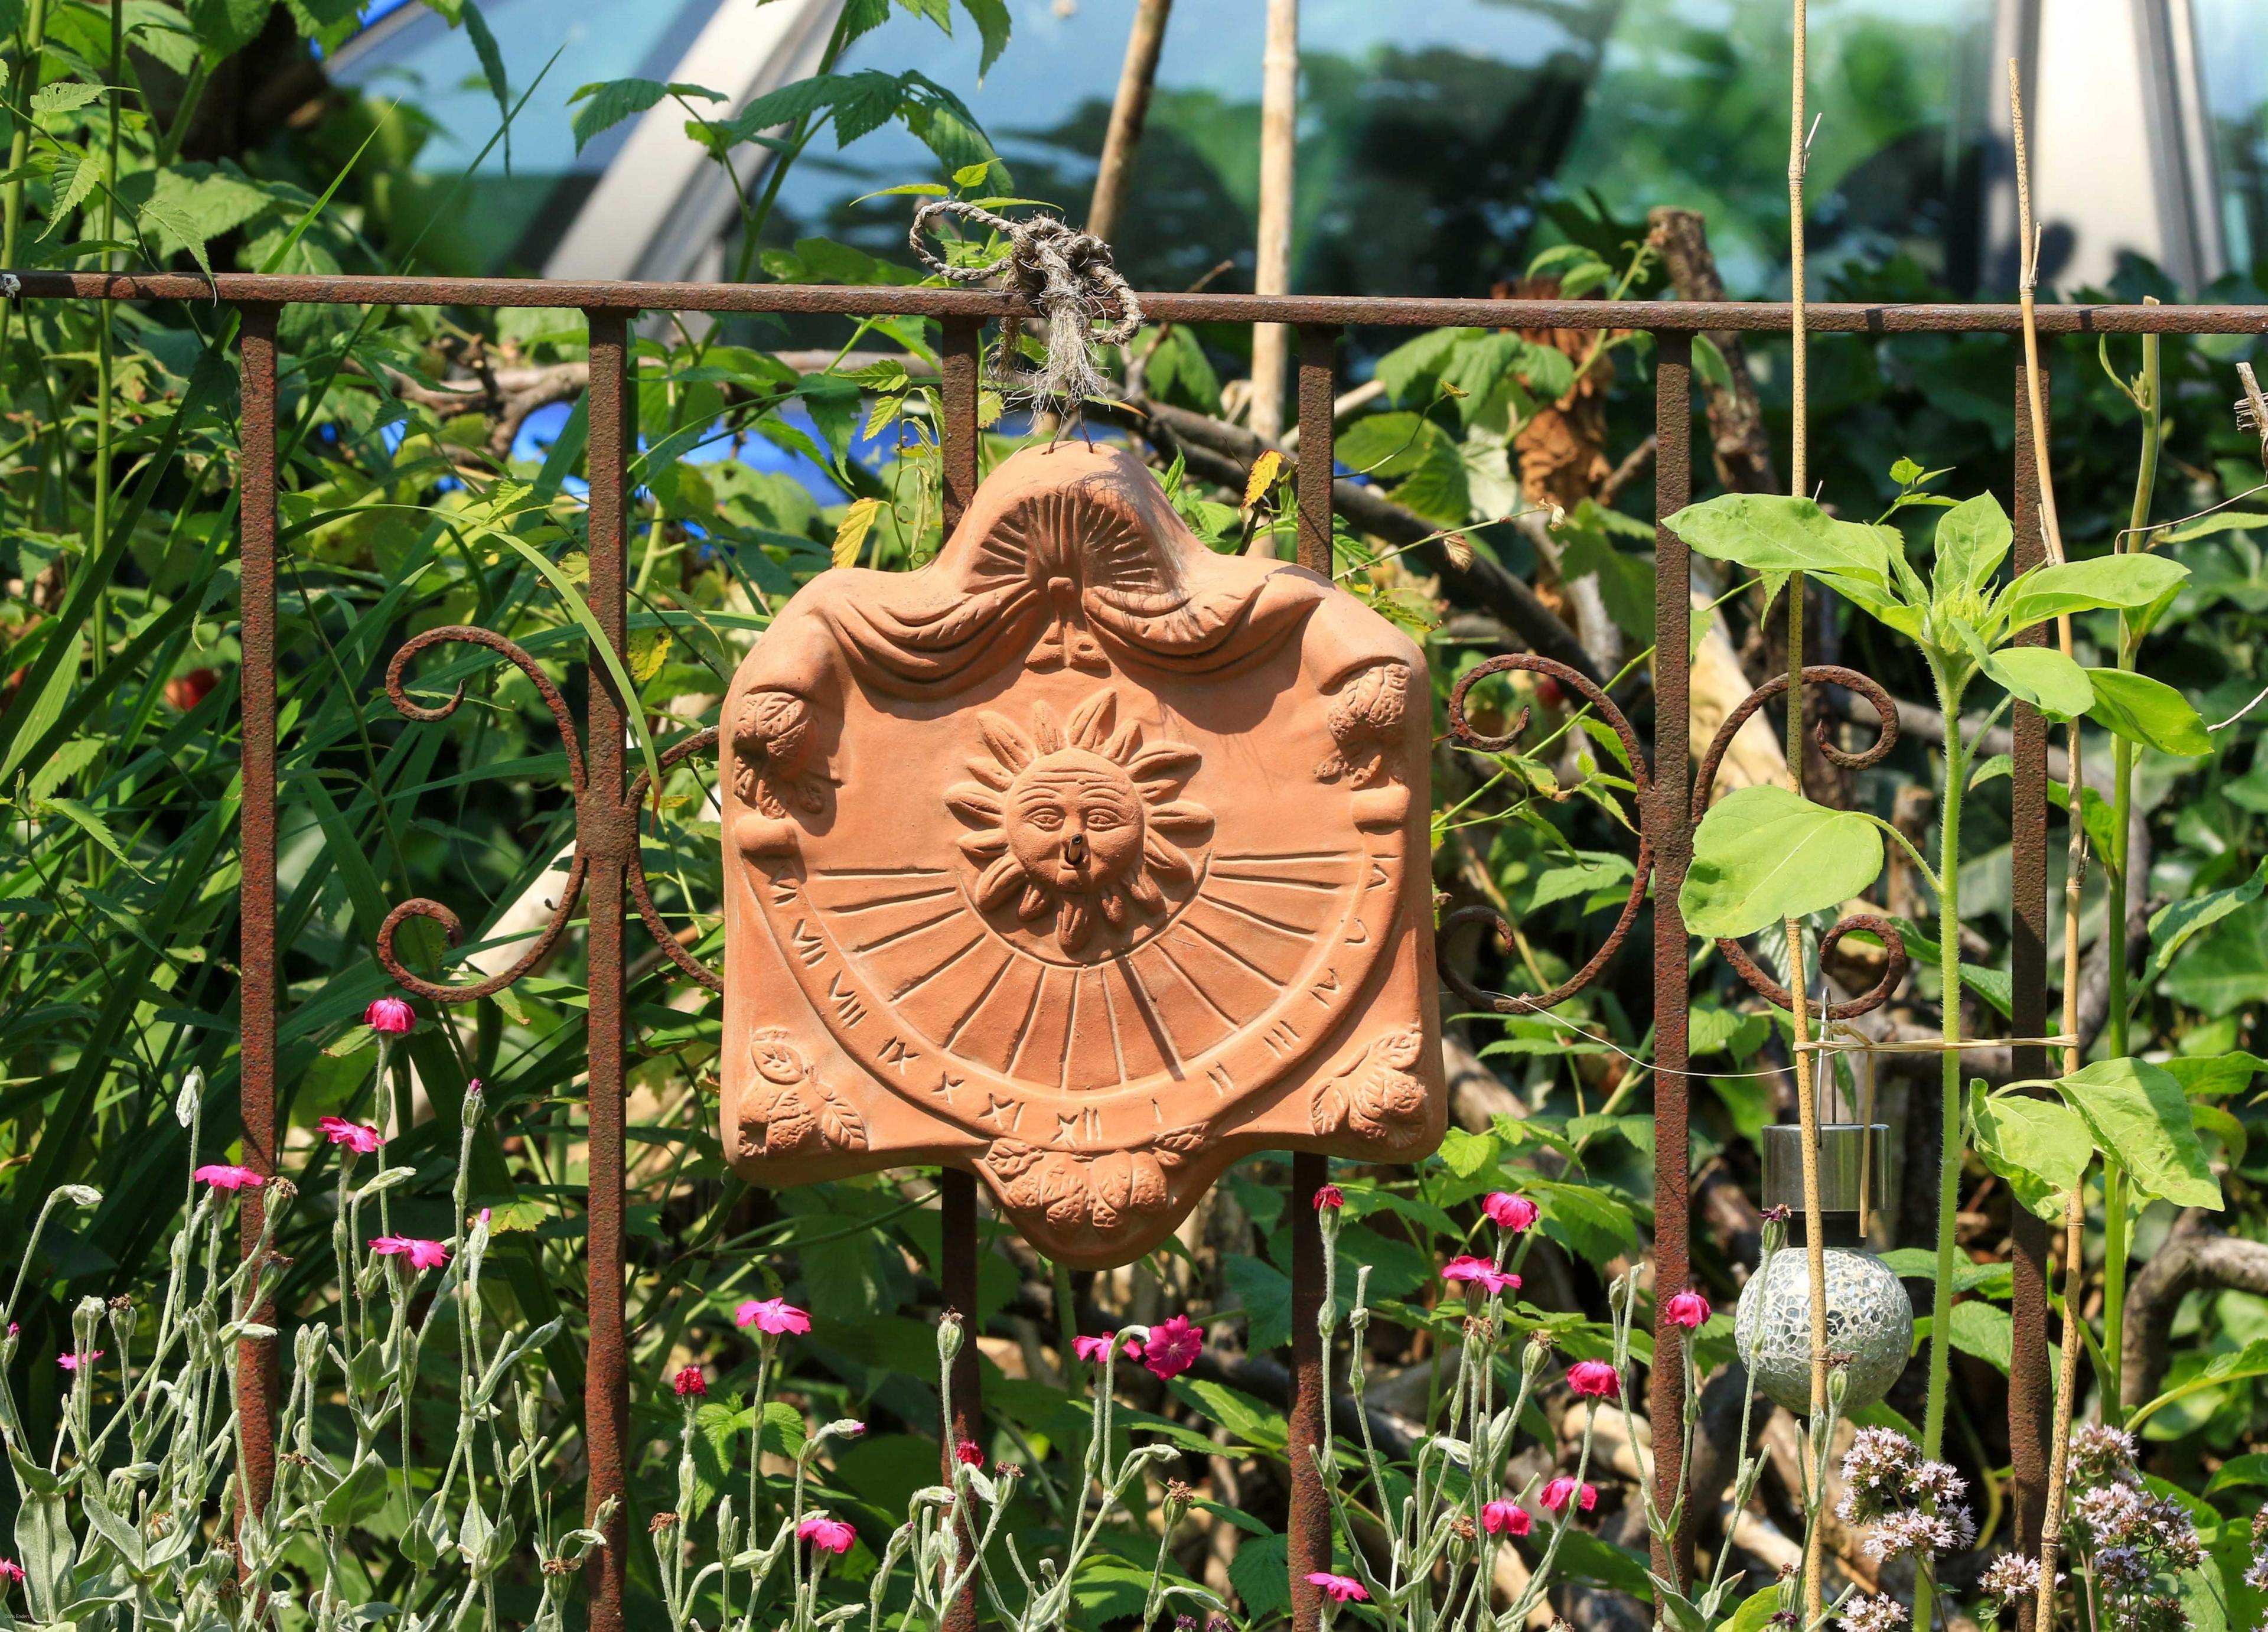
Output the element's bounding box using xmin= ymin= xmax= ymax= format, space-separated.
xmin=8 ymin=271 xmax=2268 ymax=332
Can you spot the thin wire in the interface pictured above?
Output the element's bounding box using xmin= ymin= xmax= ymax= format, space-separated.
xmin=1462 ymin=1005 xmax=2071 ymax=1081
xmin=2110 ymin=478 xmax=2268 ymax=548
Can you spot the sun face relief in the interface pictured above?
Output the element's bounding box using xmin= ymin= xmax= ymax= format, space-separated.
xmin=719 ymin=442 xmax=1443 ymax=1267
xmin=950 ymin=693 xmax=1211 ymax=953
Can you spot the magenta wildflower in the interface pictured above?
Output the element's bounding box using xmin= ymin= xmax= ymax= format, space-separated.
xmin=318 ymin=1115 xmax=383 ymax=1154
xmin=366 ymin=996 xmax=415 ymax=1034
xmin=734 ymin=1298 xmax=810 ymax=1335
xmin=799 ymin=1515 xmax=855 ymax=1554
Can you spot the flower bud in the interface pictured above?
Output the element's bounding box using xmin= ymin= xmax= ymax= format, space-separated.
xmin=937 ymin=1310 xmax=965 ymax=1363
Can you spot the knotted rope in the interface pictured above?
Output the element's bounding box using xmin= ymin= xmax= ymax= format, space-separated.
xmin=910 ymin=199 xmax=1142 ymax=422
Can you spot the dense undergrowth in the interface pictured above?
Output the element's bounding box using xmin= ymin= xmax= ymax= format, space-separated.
xmin=2 ymin=1 xmax=2266 ymax=1628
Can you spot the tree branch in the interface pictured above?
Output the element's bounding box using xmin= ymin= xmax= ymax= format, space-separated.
xmin=2120 ymin=1208 xmax=2268 ymax=1408
xmin=1123 ymin=399 xmax=1605 ymax=685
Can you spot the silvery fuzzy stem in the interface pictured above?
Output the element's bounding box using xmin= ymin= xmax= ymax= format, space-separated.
xmin=1504 ymin=1394 xmax=1604 ymax=1626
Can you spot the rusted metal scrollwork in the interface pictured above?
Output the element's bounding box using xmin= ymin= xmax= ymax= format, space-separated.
xmin=625 ymin=727 xmax=724 ymax=992
xmin=1692 ymin=664 xmax=1908 ymax=1018
xmin=378 ymin=627 xmax=725 ymax=1000
xmin=378 ymin=627 xmax=591 ymax=1002
xmin=1441 ymin=654 xmax=1654 ymax=1014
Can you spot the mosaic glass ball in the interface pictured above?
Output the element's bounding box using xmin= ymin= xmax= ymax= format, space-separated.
xmin=1732 ymin=1246 xmax=1914 ymax=1414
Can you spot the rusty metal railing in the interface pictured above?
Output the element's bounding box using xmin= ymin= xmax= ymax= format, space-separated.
xmin=15 ymin=263 xmax=2260 ymax=1631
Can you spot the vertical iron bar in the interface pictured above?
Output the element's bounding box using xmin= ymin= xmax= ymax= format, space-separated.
xmin=936 ymin=312 xmax=985 ymax=1632
xmin=2007 ymin=364 xmax=2052 ymax=1625
xmin=1647 ymin=332 xmax=1695 ymax=1585
xmin=582 ymin=308 xmax=634 ymax=1632
xmin=1287 ymin=333 xmax=1338 ymax=1629
xmin=1295 ymin=326 xmax=1336 ymax=574
xmin=1288 ymin=1151 xmax=1329 ymax=1632
xmin=236 ymin=302 xmax=280 ymax=1522
xmin=940 ymin=1171 xmax=982 ymax=1632
xmin=940 ymin=317 xmax=982 ymax=536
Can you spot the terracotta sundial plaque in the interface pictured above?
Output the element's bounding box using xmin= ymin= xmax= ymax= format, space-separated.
xmin=719 ymin=442 xmax=1442 ymax=1266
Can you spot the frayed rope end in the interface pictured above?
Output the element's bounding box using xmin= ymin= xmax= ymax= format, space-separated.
xmin=910 ymin=200 xmax=1141 ymax=424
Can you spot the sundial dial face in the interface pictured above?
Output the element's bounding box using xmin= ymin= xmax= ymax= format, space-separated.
xmin=720 ymin=442 xmax=1442 ymax=1266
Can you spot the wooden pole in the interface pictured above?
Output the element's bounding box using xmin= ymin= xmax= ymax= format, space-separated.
xmin=1086 ymin=0 xmax=1174 ymax=246
xmin=1247 ymin=0 xmax=1297 ymax=442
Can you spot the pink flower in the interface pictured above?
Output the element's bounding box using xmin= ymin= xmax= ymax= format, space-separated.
xmin=798 ymin=1514 xmax=855 ymax=1554
xmin=366 ymin=996 xmax=415 ymax=1035
xmin=319 ymin=1116 xmax=383 ymax=1154
xmin=57 ymin=1350 xmax=104 ymax=1372
xmin=1139 ymin=1314 xmax=1204 ymax=1380
xmin=370 ymin=1236 xmax=449 ymax=1272
xmin=0 ymin=1558 xmax=21 ymax=1585
xmin=1482 ymin=1192 xmax=1539 ymax=1232
xmin=1482 ymin=1500 xmax=1531 ymax=1536
xmin=954 ymin=1439 xmax=985 ymax=1468
xmin=672 ymin=1366 xmax=706 ymax=1398
xmin=1664 ymin=1291 xmax=1712 ymax=1330
xmin=1541 ymin=1477 xmax=1596 ymax=1513
xmin=735 ymin=1298 xmax=810 ymax=1335
xmin=1072 ymin=1333 xmax=1116 ymax=1363
xmin=1441 ymin=1256 xmax=1520 ymax=1295
xmin=1307 ymin=1572 xmax=1368 ymax=1603
xmin=194 ymin=1164 xmax=262 ymax=1191
xmin=1566 ymin=1360 xmax=1620 ymax=1399
xmin=1314 ymin=1184 xmax=1344 ymax=1210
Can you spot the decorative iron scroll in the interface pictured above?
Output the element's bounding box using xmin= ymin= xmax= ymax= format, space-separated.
xmin=1441 ymin=655 xmax=1905 ymax=1021
xmin=1442 ymin=653 xmax=1653 ymax=1015
xmin=377 ymin=626 xmax=724 ymax=1001
xmin=1692 ymin=666 xmax=1907 ymax=1019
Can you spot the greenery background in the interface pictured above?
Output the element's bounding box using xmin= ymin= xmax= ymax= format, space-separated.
xmin=2 ymin=0 xmax=2265 ymax=1626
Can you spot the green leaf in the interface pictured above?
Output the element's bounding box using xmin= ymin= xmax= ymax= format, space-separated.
xmin=1997 ymin=554 xmax=2189 ymax=631
xmin=321 ymin=1455 xmax=392 ymax=1527
xmin=1679 ymin=784 xmax=1885 ymax=939
xmin=1373 ymin=328 xmax=1467 ymax=406
xmin=2085 ymin=668 xmax=2210 ymax=757
xmin=1931 ymin=491 xmax=2012 ymax=595
xmin=1527 ymin=1177 xmax=1639 ymax=1263
xmin=187 ymin=0 xmax=272 ymax=56
xmin=1335 ymin=412 xmax=1467 ymax=523
xmin=957 ymin=0 xmax=1011 ymax=76
xmin=1688 ymin=1004 xmax=1770 ymax=1062
xmin=1554 ymin=1531 xmax=1655 ymax=1601
xmin=1223 ymin=1253 xmax=1292 ymax=1354
xmin=2204 ymin=1451 xmax=2268 ymax=1494
xmin=41 ymin=141 xmax=102 ymax=237
xmin=1167 ymin=1379 xmax=1288 ymax=1454
xmin=2159 ymin=1051 xmax=2267 ymax=1100
xmin=1666 ymin=493 xmax=1892 ymax=580
xmin=1980 ymin=646 xmax=2093 ymax=717
xmin=1970 ymin=1082 xmax=2091 ymax=1221
xmin=2161 ymin=903 xmax=2268 ymax=1018
xmin=47 ymin=798 xmax=136 ymax=869
xmin=31 ymin=80 xmax=103 ymax=114
xmin=1948 ymin=1299 xmax=2012 ymax=1372
xmin=1722 ymin=1586 xmax=1784 ymax=1632
xmin=2142 ymin=858 xmax=2268 ymax=995
xmin=460 ymin=1 xmax=511 ymax=165
xmin=2052 ymin=1057 xmax=2223 ymax=1210
xmin=135 ymin=197 xmax=215 ymax=280
xmin=567 ymin=78 xmax=726 ymax=152
xmin=1438 ymin=1125 xmax=1496 ymax=1179
xmin=485 ymin=533 xmax=666 ymax=810
xmin=1228 ymin=1532 xmax=1290 ymax=1619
